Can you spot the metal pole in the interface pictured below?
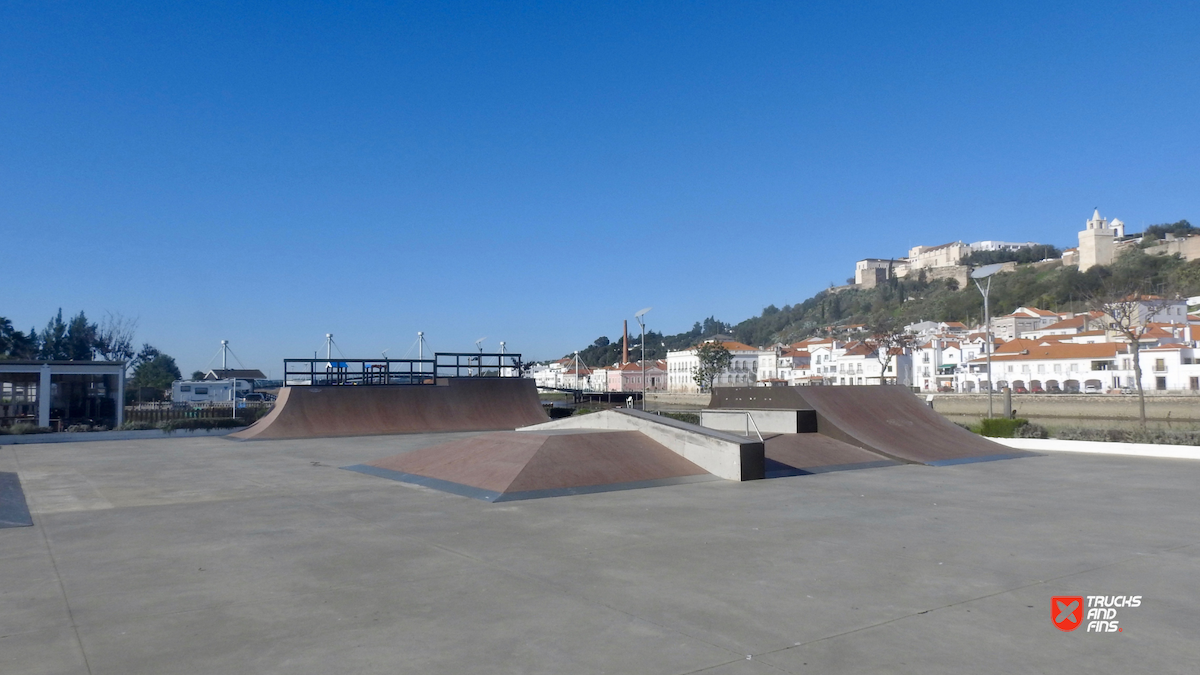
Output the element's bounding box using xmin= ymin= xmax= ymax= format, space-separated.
xmin=983 ymin=278 xmax=993 ymax=418
xmin=640 ymin=320 xmax=647 ymax=411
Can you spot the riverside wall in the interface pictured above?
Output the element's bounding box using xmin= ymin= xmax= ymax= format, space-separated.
xmin=650 ymin=389 xmax=1200 ymax=423
xmin=930 ymin=393 xmax=1200 ymax=422
xmin=647 ymin=392 xmax=711 ymax=409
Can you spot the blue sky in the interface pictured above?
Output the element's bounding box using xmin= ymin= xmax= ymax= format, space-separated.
xmin=3 ymin=1 xmax=1198 ymax=373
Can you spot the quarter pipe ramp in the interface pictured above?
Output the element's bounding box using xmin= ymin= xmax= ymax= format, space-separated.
xmin=711 ymin=386 xmax=1033 ymax=466
xmin=229 ymin=378 xmax=549 ymax=440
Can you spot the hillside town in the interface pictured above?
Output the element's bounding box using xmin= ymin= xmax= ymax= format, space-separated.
xmin=534 ymin=210 xmax=1200 ymax=395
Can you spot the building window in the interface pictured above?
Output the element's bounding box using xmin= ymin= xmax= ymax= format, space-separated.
xmin=1155 ymin=359 xmax=1166 ymax=373
xmin=1156 ymin=377 xmax=1167 ymax=391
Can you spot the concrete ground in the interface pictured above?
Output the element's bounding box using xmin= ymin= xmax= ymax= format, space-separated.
xmin=1 ymin=433 xmax=1197 ymax=674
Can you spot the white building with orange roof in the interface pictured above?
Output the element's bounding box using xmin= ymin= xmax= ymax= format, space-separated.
xmin=958 ymin=339 xmax=1136 ymax=394
xmin=1023 ymin=312 xmax=1106 ymax=339
xmin=779 ymin=348 xmax=814 ymax=385
xmin=834 ymin=341 xmax=912 ymax=386
xmin=913 ymin=338 xmax=980 ymax=391
xmin=1138 ymin=343 xmax=1200 ymax=392
xmin=805 ymin=339 xmax=840 ymax=385
xmin=666 ymin=338 xmax=762 ymax=392
xmin=990 ymin=306 xmax=1064 ymax=340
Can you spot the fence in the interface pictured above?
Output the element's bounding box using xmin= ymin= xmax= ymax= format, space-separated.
xmin=123 ymin=402 xmax=273 ymax=425
xmin=283 ymin=353 xmax=524 ymax=385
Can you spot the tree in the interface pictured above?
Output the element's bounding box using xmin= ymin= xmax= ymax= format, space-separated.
xmin=865 ymin=320 xmax=914 ymax=385
xmin=39 ymin=309 xmax=69 ymax=360
xmin=128 ymin=348 xmax=182 ymax=402
xmin=129 ymin=343 xmax=162 ymax=372
xmin=692 ymin=342 xmax=732 ymax=392
xmin=0 ymin=318 xmax=38 ymax=359
xmin=1089 ymin=289 xmax=1174 ymax=430
xmin=64 ymin=311 xmax=97 ymax=360
xmin=95 ymin=312 xmax=138 ymax=363
xmin=191 ymin=370 xmax=205 ymax=380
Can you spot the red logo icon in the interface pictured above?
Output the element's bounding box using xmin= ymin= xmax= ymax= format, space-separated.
xmin=1052 ymin=596 xmax=1084 ymax=631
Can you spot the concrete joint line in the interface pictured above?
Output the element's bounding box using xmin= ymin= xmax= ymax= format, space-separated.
xmin=13 ymin=447 xmax=94 ymax=675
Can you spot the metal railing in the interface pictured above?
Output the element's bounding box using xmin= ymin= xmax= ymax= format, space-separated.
xmin=742 ymin=411 xmax=764 ymax=442
xmin=283 ymin=353 xmax=523 ymax=386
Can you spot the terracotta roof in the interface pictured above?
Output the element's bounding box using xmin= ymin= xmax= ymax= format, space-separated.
xmin=969 ymin=342 xmax=1126 ymax=363
xmin=942 ymin=321 xmax=967 ymax=329
xmin=1144 ymin=343 xmax=1190 ymax=352
xmin=688 ymin=340 xmax=758 ymax=353
xmin=842 ymin=343 xmax=876 ymax=357
xmin=1004 ymin=306 xmax=1059 ymax=318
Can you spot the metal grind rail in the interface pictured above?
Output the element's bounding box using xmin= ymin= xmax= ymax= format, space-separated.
xmin=283 ymin=353 xmax=523 ymax=385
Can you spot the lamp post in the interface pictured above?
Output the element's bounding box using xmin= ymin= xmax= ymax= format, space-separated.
xmin=635 ymin=307 xmax=652 ymax=411
xmin=573 ymin=351 xmax=581 ymax=393
xmin=971 ymin=264 xmax=1005 ymax=418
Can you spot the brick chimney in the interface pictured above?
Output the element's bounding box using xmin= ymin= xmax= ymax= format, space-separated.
xmin=623 ymin=320 xmax=629 ymax=364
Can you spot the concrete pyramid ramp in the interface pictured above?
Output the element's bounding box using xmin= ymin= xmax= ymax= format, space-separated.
xmin=343 ymin=429 xmax=715 ymax=501
xmin=230 ymin=378 xmax=549 ymax=440
xmin=712 ymin=386 xmax=1034 ymax=466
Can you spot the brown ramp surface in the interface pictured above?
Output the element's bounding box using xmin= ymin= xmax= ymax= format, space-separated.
xmin=230 ymin=378 xmax=549 ymax=440
xmin=763 ymin=434 xmax=898 ymax=477
xmin=343 ymin=429 xmax=715 ymax=501
xmin=712 ymin=386 xmax=1034 ymax=466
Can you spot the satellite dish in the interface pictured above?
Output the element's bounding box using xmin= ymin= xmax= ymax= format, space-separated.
xmin=635 ymin=307 xmax=652 ymax=318
xmin=970 ymin=263 xmax=1006 ymax=279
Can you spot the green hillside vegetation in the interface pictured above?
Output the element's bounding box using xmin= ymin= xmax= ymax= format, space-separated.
xmin=731 ymin=248 xmax=1200 ymax=347
xmin=566 ymin=247 xmax=1200 ymax=362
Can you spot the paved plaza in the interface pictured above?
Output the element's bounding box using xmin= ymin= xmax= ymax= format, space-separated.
xmin=1 ymin=432 xmax=1197 ymax=674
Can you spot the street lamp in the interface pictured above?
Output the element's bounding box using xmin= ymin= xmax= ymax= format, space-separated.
xmin=635 ymin=307 xmax=652 ymax=411
xmin=971 ymin=263 xmax=1005 ymax=418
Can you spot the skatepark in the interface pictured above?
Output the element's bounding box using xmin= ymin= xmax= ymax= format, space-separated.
xmin=3 ymin=368 xmax=1199 ymax=673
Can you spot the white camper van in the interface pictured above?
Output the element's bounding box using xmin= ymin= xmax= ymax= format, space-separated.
xmin=172 ymin=379 xmax=236 ymax=404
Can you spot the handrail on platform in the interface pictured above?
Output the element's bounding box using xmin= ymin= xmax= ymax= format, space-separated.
xmin=283 ymin=353 xmax=523 ymax=385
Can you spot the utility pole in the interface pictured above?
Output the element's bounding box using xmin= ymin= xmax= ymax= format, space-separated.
xmin=635 ymin=307 xmax=652 ymax=411
xmin=971 ymin=264 xmax=1004 ymax=418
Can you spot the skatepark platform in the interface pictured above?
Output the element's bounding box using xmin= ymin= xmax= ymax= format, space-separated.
xmin=709 ymin=386 xmax=1035 ymax=467
xmin=344 ymin=429 xmax=717 ymax=501
xmin=229 ymin=378 xmax=549 ymax=440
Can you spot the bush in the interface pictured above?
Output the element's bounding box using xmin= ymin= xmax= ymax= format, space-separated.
xmin=658 ymin=411 xmax=700 ymax=425
xmin=1014 ymin=422 xmax=1049 ymax=439
xmin=157 ymin=418 xmax=248 ymax=433
xmin=979 ymin=418 xmax=1029 ymax=438
xmin=1056 ymin=427 xmax=1200 ymax=446
xmin=1 ymin=423 xmax=53 ymax=435
xmin=118 ymin=421 xmax=158 ymax=431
